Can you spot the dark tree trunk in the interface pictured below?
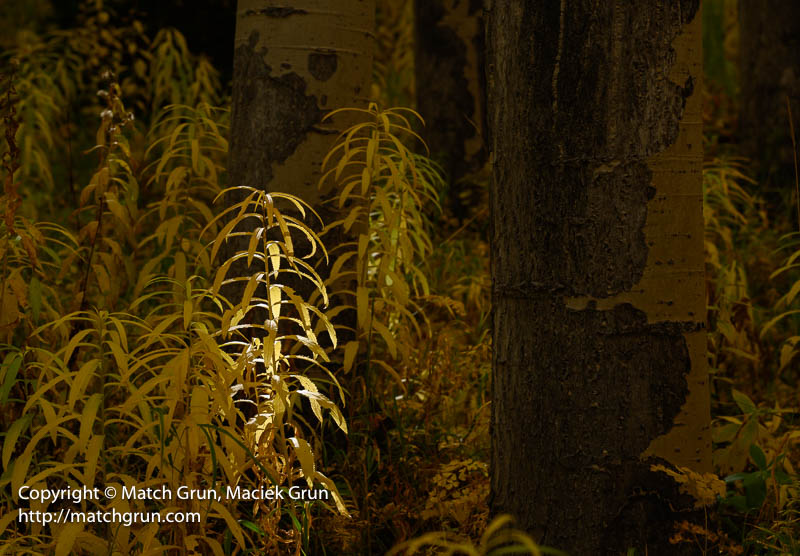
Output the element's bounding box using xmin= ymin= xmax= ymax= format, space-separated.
xmin=487 ymin=2 xmax=710 ymax=554
xmin=739 ymin=0 xmax=800 ymax=199
xmin=415 ymin=0 xmax=486 ymax=219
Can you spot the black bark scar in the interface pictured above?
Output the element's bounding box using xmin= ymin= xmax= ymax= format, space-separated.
xmin=244 ymin=7 xmax=308 ymax=18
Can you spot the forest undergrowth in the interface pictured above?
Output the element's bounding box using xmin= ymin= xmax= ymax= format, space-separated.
xmin=0 ymin=3 xmax=534 ymax=555
xmin=1 ymin=1 xmax=800 ymax=555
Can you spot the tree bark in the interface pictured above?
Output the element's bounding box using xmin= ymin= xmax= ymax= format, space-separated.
xmin=487 ymin=2 xmax=709 ymax=554
xmin=739 ymin=0 xmax=800 ymax=195
xmin=226 ymin=1 xmax=374 ymax=340
xmin=414 ymin=0 xmax=486 ymax=218
xmin=229 ymin=1 xmax=374 ymax=201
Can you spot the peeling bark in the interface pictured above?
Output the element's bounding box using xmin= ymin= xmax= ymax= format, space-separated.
xmin=487 ymin=2 xmax=709 ymax=554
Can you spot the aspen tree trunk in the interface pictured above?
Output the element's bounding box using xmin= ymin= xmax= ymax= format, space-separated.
xmin=739 ymin=0 xmax=800 ymax=205
xmin=229 ymin=1 xmax=373 ymax=201
xmin=226 ymin=1 xmax=374 ymax=335
xmin=487 ymin=2 xmax=709 ymax=554
xmin=414 ymin=0 xmax=486 ymax=218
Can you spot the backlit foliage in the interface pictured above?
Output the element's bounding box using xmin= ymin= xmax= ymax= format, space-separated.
xmin=387 ymin=515 xmax=559 ymax=556
xmin=14 ymin=1 xmax=800 ymax=554
xmin=0 ymin=5 xmax=498 ymax=553
xmin=320 ymin=103 xmax=442 ymax=378
xmin=0 ymin=12 xmax=346 ymax=555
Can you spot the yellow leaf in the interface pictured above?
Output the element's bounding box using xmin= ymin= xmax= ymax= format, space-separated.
xmin=366 ymin=134 xmax=377 ymax=170
xmin=0 ymin=284 xmax=19 ymax=329
xmin=269 ymin=284 xmax=282 ymax=319
xmin=174 ymin=251 xmax=187 ymax=284
xmin=183 ymin=299 xmax=193 ymax=330
xmin=372 ymin=319 xmax=396 ymax=359
xmin=3 ymin=415 xmax=32 ymax=469
xmin=83 ymin=434 xmax=104 ymax=486
xmin=343 ymin=340 xmax=359 ymax=373
xmin=11 ymin=446 xmax=33 ymax=497
xmin=275 ymin=211 xmax=293 ymax=257
xmin=289 ymin=437 xmax=316 ymax=482
xmin=361 ymin=167 xmax=371 ymax=196
xmin=68 ymin=359 xmax=100 ymax=411
xmin=191 ymin=139 xmax=199 ymax=172
xmin=342 ymin=205 xmax=363 ymax=233
xmin=93 ymin=263 xmax=110 ymax=294
xmin=0 ymin=508 xmax=19 ymax=538
xmin=190 ymin=386 xmax=209 ymax=421
xmin=371 ymin=359 xmax=405 ymax=389
xmin=78 ymin=394 xmax=103 ymax=449
xmin=8 ymin=273 xmax=27 ymax=308
xmin=316 ymin=471 xmax=349 ymax=516
xmin=247 ymin=226 xmax=263 ymax=267
xmin=208 ymin=501 xmax=246 ymax=547
xmin=55 ymin=522 xmax=84 ymax=556
xmin=106 ymin=197 xmax=129 ymax=228
xmin=268 ymin=243 xmax=281 ymax=276
xmin=780 ymin=337 xmax=800 ymax=371
xmin=240 ymin=274 xmax=260 ymax=314
xmin=294 ymin=375 xmax=322 ymax=422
